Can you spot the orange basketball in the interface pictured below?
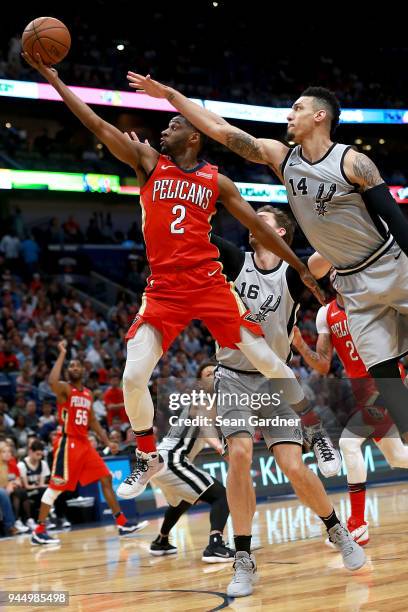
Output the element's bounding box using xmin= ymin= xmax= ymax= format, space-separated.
xmin=22 ymin=17 xmax=71 ymax=65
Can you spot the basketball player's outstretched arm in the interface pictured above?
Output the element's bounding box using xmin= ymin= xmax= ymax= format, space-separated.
xmin=22 ymin=53 xmax=158 ymax=174
xmin=344 ymin=149 xmax=408 ymax=255
xmin=218 ymin=174 xmax=325 ymax=305
xmin=48 ymin=340 xmax=70 ymax=402
xmin=291 ymin=325 xmax=333 ymax=375
xmin=127 ymin=73 xmax=288 ymax=179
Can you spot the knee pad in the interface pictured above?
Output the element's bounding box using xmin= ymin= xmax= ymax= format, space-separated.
xmin=42 ymin=488 xmax=62 ymax=506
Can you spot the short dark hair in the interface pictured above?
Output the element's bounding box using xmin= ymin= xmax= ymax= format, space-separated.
xmin=30 ymin=440 xmax=44 ymax=452
xmin=196 ymin=361 xmax=216 ymax=379
xmin=175 ymin=115 xmax=208 ymax=152
xmin=256 ymin=205 xmax=295 ymax=246
xmin=301 ymin=87 xmax=341 ymax=137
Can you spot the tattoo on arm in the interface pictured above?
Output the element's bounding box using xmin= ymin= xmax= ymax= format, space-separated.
xmin=352 ymin=153 xmax=383 ymax=188
xmin=225 ymin=130 xmax=265 ymax=163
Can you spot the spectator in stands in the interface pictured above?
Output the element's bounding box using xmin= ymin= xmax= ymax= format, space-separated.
xmin=92 ymin=389 xmax=107 ymax=423
xmin=0 ymin=412 xmax=14 ymax=439
xmin=24 ymin=400 xmax=39 ymax=431
xmin=0 ymin=441 xmax=20 ymax=536
xmin=47 ymin=218 xmax=64 ymax=246
xmin=0 ymin=398 xmax=14 ymax=430
xmin=103 ymin=372 xmax=127 ymax=427
xmin=22 ymin=326 xmax=38 ymax=350
xmin=102 ymin=333 xmax=120 ymax=362
xmin=11 ymin=414 xmax=32 ymax=448
xmin=0 ymin=231 xmax=20 ymax=271
xmin=86 ymin=216 xmax=103 ymax=243
xmin=17 ymin=440 xmax=50 ymax=526
xmin=20 ymin=233 xmax=40 ymax=278
xmin=0 ymin=340 xmax=19 ymax=371
xmin=16 ymin=362 xmax=35 ymax=397
xmin=16 ymin=344 xmax=33 ymax=368
xmin=10 ymin=393 xmax=26 ymax=420
xmin=63 ymin=215 xmax=82 ymax=243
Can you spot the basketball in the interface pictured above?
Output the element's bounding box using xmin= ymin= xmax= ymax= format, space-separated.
xmin=21 ymin=17 xmax=71 ymax=65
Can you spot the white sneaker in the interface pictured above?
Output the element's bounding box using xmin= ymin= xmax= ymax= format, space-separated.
xmin=26 ymin=518 xmax=37 ymax=531
xmin=117 ymin=450 xmax=166 ymax=499
xmin=326 ymin=521 xmax=369 ymax=549
xmin=227 ymin=552 xmax=258 ymax=597
xmin=327 ymin=523 xmax=366 ymax=570
xmin=304 ymin=424 xmax=342 ymax=477
xmin=61 ymin=517 xmax=72 ymax=529
xmin=15 ymin=520 xmax=30 ymax=534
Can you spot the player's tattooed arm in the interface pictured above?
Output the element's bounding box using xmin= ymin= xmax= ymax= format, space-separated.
xmin=344 ymin=149 xmax=384 ymax=191
xmin=126 ymin=72 xmax=287 ymax=175
xmin=291 ymin=327 xmax=332 ymax=375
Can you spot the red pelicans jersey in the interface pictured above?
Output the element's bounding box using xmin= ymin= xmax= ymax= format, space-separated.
xmin=140 ymin=155 xmax=220 ymax=273
xmin=57 ymin=386 xmax=93 ymax=438
xmin=316 ymin=299 xmax=368 ymax=378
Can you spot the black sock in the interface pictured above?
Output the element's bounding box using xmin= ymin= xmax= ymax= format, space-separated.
xmin=156 ymin=534 xmax=169 ymax=544
xmin=209 ymin=533 xmax=222 ymax=547
xmin=234 ymin=535 xmax=252 ymax=554
xmin=319 ymin=509 xmax=340 ymax=532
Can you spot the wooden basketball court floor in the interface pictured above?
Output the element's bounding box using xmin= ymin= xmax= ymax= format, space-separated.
xmin=1 ymin=482 xmax=408 ymax=612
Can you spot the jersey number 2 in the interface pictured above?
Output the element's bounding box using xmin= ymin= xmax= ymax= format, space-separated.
xmin=170 ymin=205 xmax=186 ymax=234
xmin=345 ymin=340 xmax=359 ymax=361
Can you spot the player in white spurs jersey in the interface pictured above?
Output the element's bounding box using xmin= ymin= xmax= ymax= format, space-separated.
xmin=212 ymin=207 xmax=364 ymax=596
xmin=130 ymin=75 xmax=408 ymax=442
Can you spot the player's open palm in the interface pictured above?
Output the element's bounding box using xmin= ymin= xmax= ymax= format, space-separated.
xmin=21 ymin=51 xmax=58 ymax=84
xmin=127 ymin=72 xmax=169 ymax=98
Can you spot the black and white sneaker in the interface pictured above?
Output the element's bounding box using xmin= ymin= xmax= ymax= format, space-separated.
xmin=149 ymin=536 xmax=177 ymax=556
xmin=303 ymin=424 xmax=341 ymax=477
xmin=31 ymin=531 xmax=61 ymax=546
xmin=202 ymin=540 xmax=235 ymax=563
xmin=118 ymin=519 xmax=149 ymax=537
xmin=117 ymin=450 xmax=166 ymax=499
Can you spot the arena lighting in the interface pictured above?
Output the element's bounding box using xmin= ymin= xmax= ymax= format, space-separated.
xmin=0 ymin=169 xmax=407 ymax=204
xmin=116 ymin=44 xmax=125 ymax=51
xmin=1 ymin=78 xmax=408 ymax=124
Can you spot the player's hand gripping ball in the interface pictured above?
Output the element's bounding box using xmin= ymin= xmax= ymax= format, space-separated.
xmin=22 ymin=17 xmax=71 ymax=65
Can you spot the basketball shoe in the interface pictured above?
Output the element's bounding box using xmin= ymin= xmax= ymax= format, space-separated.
xmin=303 ymin=423 xmax=342 ymax=477
xmin=327 ymin=523 xmax=366 ymax=570
xmin=150 ymin=536 xmax=177 ymax=556
xmin=202 ymin=535 xmax=235 ymax=563
xmin=31 ymin=530 xmax=61 ymax=546
xmin=118 ymin=519 xmax=149 ymax=537
xmin=326 ymin=518 xmax=369 ymax=549
xmin=227 ymin=551 xmax=258 ymax=597
xmin=117 ymin=450 xmax=165 ymax=499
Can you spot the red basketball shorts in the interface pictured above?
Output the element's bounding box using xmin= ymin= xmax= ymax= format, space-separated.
xmin=125 ymin=261 xmax=263 ymax=352
xmin=49 ymin=434 xmax=110 ymax=491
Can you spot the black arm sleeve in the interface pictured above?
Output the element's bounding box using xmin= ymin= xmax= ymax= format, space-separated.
xmin=362 ymin=183 xmax=408 ymax=255
xmin=210 ymin=234 xmax=245 ymax=282
xmin=286 ymin=257 xmax=309 ymax=303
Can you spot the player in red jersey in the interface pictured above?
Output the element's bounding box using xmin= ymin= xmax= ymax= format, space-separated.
xmin=31 ymin=341 xmax=148 ymax=545
xmin=24 ymin=52 xmax=324 ymax=500
xmin=292 ymin=285 xmax=408 ymax=546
